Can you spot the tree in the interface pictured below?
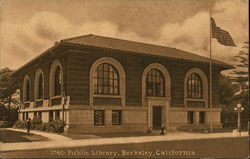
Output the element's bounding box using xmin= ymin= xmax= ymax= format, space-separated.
xmin=0 ymin=67 xmax=20 ymax=125
xmin=229 ymin=41 xmax=249 ymax=128
xmin=230 ymin=41 xmax=248 ymax=91
xmin=0 ymin=67 xmax=20 ymax=107
xmin=219 ymin=75 xmax=235 ymax=106
xmin=219 ymin=74 xmax=237 ymax=128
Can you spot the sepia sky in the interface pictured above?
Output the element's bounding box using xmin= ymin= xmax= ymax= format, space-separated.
xmin=0 ymin=0 xmax=248 ymax=69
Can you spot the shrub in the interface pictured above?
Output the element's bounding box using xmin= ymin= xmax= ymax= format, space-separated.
xmin=0 ymin=104 xmax=18 ymax=123
xmin=13 ymin=119 xmax=65 ymax=133
xmin=13 ymin=120 xmax=26 ymax=129
xmin=51 ymin=120 xmax=65 ymax=133
xmin=45 ymin=120 xmax=65 ymax=133
xmin=0 ymin=121 xmax=13 ymax=128
xmin=31 ymin=117 xmax=42 ymax=129
xmin=35 ymin=122 xmax=47 ymax=131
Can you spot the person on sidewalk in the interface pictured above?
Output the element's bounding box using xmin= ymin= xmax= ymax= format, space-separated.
xmin=26 ymin=118 xmax=31 ymax=133
xmin=160 ymin=123 xmax=165 ymax=135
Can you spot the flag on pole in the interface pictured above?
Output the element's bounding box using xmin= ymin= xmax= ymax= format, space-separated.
xmin=210 ymin=17 xmax=236 ymax=46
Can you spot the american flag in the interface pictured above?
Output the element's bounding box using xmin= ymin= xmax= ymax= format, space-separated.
xmin=210 ymin=17 xmax=236 ymax=47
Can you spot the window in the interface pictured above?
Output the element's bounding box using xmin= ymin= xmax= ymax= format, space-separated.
xmin=22 ymin=112 xmax=25 ymax=120
xmin=188 ymin=111 xmax=194 ymax=124
xmin=54 ymin=66 xmax=62 ymax=96
xmin=55 ymin=110 xmax=60 ymax=120
xmin=50 ymin=60 xmax=63 ymax=98
xmin=112 ymin=110 xmax=121 ymax=125
xmin=26 ymin=80 xmax=30 ymax=101
xmin=187 ymin=73 xmax=202 ymax=99
xmin=26 ymin=112 xmax=29 ymax=120
xmin=23 ymin=75 xmax=31 ymax=102
xmin=49 ymin=111 xmax=53 ymax=121
xmin=38 ymin=112 xmax=42 ymax=119
xmin=94 ymin=110 xmax=105 ymax=126
xmin=199 ymin=111 xmax=205 ymax=124
xmin=94 ymin=63 xmax=119 ymax=95
xmin=90 ymin=57 xmax=126 ymax=106
xmin=34 ymin=112 xmax=37 ymax=118
xmin=146 ymin=68 xmax=165 ymax=97
xmin=38 ymin=74 xmax=43 ymax=99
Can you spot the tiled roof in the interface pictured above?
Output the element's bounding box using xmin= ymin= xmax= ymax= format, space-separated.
xmin=12 ymin=34 xmax=233 ymax=77
xmin=61 ymin=34 xmax=233 ymax=68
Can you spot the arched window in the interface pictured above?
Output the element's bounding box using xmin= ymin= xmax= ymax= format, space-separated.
xmin=90 ymin=57 xmax=126 ymax=106
xmin=23 ymin=75 xmax=31 ymax=102
xmin=187 ymin=73 xmax=202 ymax=99
xmin=94 ymin=63 xmax=119 ymax=95
xmin=146 ymin=68 xmax=165 ymax=97
xmin=54 ymin=66 xmax=62 ymax=96
xmin=25 ymin=80 xmax=31 ymax=101
xmin=49 ymin=59 xmax=63 ymax=98
xmin=38 ymin=74 xmax=43 ymax=99
xmin=35 ymin=68 xmax=44 ymax=102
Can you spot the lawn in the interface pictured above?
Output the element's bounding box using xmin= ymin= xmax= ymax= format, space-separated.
xmin=0 ymin=129 xmax=49 ymax=143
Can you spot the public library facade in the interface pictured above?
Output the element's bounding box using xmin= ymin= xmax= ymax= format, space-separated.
xmin=12 ymin=34 xmax=233 ymax=133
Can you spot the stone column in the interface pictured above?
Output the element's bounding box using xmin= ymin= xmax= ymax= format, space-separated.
xmin=29 ymin=112 xmax=34 ymax=120
xmin=53 ymin=111 xmax=56 ymax=120
xmin=19 ymin=112 xmax=23 ymax=121
xmin=42 ymin=111 xmax=49 ymax=123
xmin=105 ymin=110 xmax=112 ymax=125
xmin=194 ymin=111 xmax=200 ymax=125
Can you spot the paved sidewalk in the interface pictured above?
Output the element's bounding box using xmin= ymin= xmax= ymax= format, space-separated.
xmin=0 ymin=128 xmax=248 ymax=152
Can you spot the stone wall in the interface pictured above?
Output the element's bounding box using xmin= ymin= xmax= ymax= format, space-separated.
xmin=67 ymin=106 xmax=147 ymax=133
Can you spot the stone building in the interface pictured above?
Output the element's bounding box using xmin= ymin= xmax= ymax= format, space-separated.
xmin=12 ymin=34 xmax=233 ymax=133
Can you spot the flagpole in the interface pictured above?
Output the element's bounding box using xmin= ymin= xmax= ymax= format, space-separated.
xmin=209 ymin=12 xmax=213 ymax=132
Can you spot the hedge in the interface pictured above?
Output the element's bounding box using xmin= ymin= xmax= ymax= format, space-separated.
xmin=13 ymin=118 xmax=65 ymax=133
xmin=0 ymin=121 xmax=13 ymax=128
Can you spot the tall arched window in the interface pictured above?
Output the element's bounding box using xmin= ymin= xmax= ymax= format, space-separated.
xmin=54 ymin=66 xmax=62 ymax=96
xmin=187 ymin=73 xmax=202 ymax=99
xmin=25 ymin=80 xmax=31 ymax=101
xmin=37 ymin=74 xmax=43 ymax=99
xmin=35 ymin=68 xmax=44 ymax=102
xmin=94 ymin=63 xmax=119 ymax=95
xmin=184 ymin=68 xmax=208 ymax=108
xmin=23 ymin=75 xmax=31 ymax=102
xmin=90 ymin=57 xmax=126 ymax=106
xmin=49 ymin=59 xmax=63 ymax=98
xmin=146 ymin=68 xmax=165 ymax=97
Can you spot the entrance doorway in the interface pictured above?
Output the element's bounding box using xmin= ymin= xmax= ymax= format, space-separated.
xmin=153 ymin=106 xmax=162 ymax=130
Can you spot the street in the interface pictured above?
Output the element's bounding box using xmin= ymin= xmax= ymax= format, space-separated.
xmin=1 ymin=136 xmax=248 ymax=158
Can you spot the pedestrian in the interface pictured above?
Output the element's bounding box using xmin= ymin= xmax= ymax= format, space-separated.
xmin=26 ymin=118 xmax=31 ymax=133
xmin=160 ymin=123 xmax=165 ymax=135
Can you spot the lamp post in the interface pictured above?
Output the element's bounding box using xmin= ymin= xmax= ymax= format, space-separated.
xmin=234 ymin=103 xmax=244 ymax=130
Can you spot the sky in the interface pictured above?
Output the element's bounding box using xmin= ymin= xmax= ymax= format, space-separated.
xmin=0 ymin=0 xmax=248 ymax=70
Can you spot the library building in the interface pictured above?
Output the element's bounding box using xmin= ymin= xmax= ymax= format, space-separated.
xmin=12 ymin=34 xmax=233 ymax=133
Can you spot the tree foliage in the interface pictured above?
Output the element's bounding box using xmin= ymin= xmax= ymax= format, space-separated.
xmin=219 ymin=75 xmax=235 ymax=106
xmin=219 ymin=75 xmax=237 ymax=128
xmin=221 ymin=41 xmax=249 ymax=129
xmin=230 ymin=41 xmax=249 ymax=105
xmin=0 ymin=67 xmax=20 ymax=107
xmin=0 ymin=67 xmax=19 ymax=125
xmin=230 ymin=41 xmax=249 ymax=90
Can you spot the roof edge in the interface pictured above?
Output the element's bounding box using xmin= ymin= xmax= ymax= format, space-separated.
xmin=12 ymin=34 xmax=234 ymax=77
xmin=60 ymin=40 xmax=234 ymax=70
xmin=11 ymin=43 xmax=60 ymax=77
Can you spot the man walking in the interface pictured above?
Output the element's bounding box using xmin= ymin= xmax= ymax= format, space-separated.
xmin=26 ymin=118 xmax=31 ymax=133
